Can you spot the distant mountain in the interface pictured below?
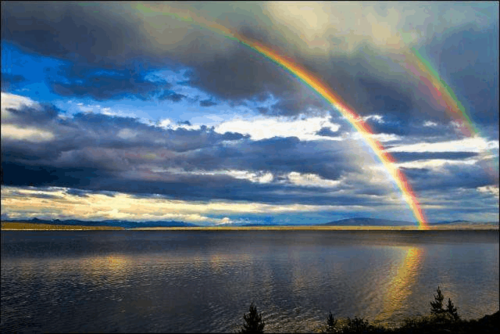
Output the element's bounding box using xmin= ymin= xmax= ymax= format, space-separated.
xmin=2 ymin=218 xmax=198 ymax=228
xmin=322 ymin=218 xmax=498 ymax=226
xmin=322 ymin=218 xmax=415 ymax=226
xmin=432 ymin=220 xmax=471 ymax=225
xmin=241 ymin=223 xmax=275 ymax=227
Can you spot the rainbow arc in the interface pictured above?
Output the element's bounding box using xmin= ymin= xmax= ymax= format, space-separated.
xmin=134 ymin=3 xmax=429 ymax=229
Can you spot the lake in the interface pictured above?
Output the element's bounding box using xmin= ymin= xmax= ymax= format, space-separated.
xmin=1 ymin=230 xmax=498 ymax=333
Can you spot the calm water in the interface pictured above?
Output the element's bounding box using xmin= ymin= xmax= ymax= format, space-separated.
xmin=1 ymin=230 xmax=498 ymax=333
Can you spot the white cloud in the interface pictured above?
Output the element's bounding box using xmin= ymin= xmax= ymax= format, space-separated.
xmin=226 ymin=170 xmax=274 ymax=183
xmin=477 ymin=185 xmax=499 ymax=198
xmin=387 ymin=136 xmax=499 ymax=153
xmin=214 ymin=115 xmax=341 ymax=141
xmin=151 ymin=168 xmax=274 ymax=184
xmin=351 ymin=132 xmax=401 ymax=143
xmin=1 ymin=124 xmax=55 ymax=142
xmin=423 ymin=121 xmax=438 ymax=127
xmin=286 ymin=172 xmax=341 ymax=188
xmin=363 ymin=114 xmax=385 ymax=123
xmin=395 ymin=159 xmax=477 ymax=169
xmin=1 ymin=92 xmax=41 ymax=120
xmin=157 ymin=118 xmax=202 ymax=131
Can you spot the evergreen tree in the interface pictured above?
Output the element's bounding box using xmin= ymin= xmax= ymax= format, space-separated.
xmin=430 ymin=286 xmax=446 ymax=316
xmin=446 ymin=297 xmax=460 ymax=321
xmin=239 ymin=303 xmax=265 ymax=334
xmin=326 ymin=311 xmax=337 ymax=330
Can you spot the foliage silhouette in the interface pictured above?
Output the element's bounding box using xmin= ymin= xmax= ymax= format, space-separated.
xmin=446 ymin=297 xmax=460 ymax=321
xmin=239 ymin=286 xmax=496 ymax=333
xmin=430 ymin=286 xmax=446 ymax=316
xmin=327 ymin=311 xmax=337 ymax=328
xmin=239 ymin=303 xmax=265 ymax=334
xmin=429 ymin=286 xmax=460 ymax=322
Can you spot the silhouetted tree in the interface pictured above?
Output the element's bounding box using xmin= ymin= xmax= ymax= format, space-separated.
xmin=326 ymin=311 xmax=337 ymax=331
xmin=446 ymin=297 xmax=460 ymax=321
xmin=430 ymin=286 xmax=446 ymax=316
xmin=239 ymin=303 xmax=265 ymax=334
xmin=343 ymin=316 xmax=372 ymax=333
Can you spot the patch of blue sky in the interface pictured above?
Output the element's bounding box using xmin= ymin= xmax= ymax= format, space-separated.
xmin=144 ymin=68 xmax=190 ymax=84
xmin=1 ymin=41 xmax=67 ymax=102
xmin=3 ymin=41 xmax=307 ymax=131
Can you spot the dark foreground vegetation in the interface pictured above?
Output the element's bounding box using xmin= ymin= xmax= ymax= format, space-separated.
xmin=238 ymin=287 xmax=499 ymax=333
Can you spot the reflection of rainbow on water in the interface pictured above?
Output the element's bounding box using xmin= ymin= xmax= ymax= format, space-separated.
xmin=375 ymin=247 xmax=424 ymax=324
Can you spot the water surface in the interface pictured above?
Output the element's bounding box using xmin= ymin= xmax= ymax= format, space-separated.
xmin=1 ymin=230 xmax=498 ymax=333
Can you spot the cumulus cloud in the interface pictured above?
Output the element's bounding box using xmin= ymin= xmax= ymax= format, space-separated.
xmin=214 ymin=115 xmax=341 ymax=141
xmin=286 ymin=172 xmax=342 ymax=188
xmin=477 ymin=185 xmax=499 ymax=198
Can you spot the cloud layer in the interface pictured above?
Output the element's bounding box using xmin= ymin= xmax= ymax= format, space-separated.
xmin=1 ymin=2 xmax=498 ymax=223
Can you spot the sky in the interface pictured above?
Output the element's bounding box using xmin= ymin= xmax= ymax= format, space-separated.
xmin=1 ymin=1 xmax=498 ymax=226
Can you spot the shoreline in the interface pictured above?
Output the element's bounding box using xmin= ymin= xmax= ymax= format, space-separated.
xmin=2 ymin=222 xmax=498 ymax=231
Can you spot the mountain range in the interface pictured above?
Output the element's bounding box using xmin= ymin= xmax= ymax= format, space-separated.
xmin=2 ymin=218 xmax=197 ymax=228
xmin=2 ymin=217 xmax=497 ymax=228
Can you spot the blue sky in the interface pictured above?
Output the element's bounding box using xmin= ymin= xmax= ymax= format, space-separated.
xmin=1 ymin=2 xmax=498 ymax=225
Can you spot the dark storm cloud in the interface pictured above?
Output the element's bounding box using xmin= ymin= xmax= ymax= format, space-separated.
xmin=50 ymin=64 xmax=171 ymax=101
xmin=1 ymin=72 xmax=25 ymax=90
xmin=158 ymin=90 xmax=186 ymax=102
xmin=301 ymin=49 xmax=457 ymax=125
xmin=1 ymin=101 xmax=247 ymax=168
xmin=179 ymin=136 xmax=360 ymax=182
xmin=403 ymin=163 xmax=493 ymax=193
xmin=2 ymin=98 xmax=375 ymax=204
xmin=424 ymin=22 xmax=499 ymax=126
xmin=316 ymin=127 xmax=339 ymax=137
xmin=1 ymin=2 xmax=149 ymax=68
xmin=1 ymin=2 xmax=311 ymax=114
xmin=199 ymin=99 xmax=217 ymax=107
xmin=1 ymin=159 xmax=389 ymax=206
xmin=1 ymin=161 xmax=106 ymax=189
xmin=183 ymin=47 xmax=305 ymax=110
xmin=391 ymin=151 xmax=479 ymax=163
xmin=2 ymin=96 xmax=496 ymax=208
xmin=3 ymin=101 xmax=60 ymax=126
xmin=2 ymin=2 xmax=497 ymax=128
xmin=65 ymin=188 xmax=90 ymax=198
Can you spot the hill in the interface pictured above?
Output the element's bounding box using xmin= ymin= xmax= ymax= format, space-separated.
xmin=322 ymin=217 xmax=415 ymax=226
xmin=1 ymin=218 xmax=198 ymax=229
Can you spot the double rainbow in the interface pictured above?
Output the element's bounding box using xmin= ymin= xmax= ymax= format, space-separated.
xmin=397 ymin=31 xmax=498 ymax=180
xmin=134 ymin=3 xmax=429 ymax=229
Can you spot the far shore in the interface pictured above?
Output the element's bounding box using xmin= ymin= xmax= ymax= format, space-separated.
xmin=129 ymin=224 xmax=499 ymax=231
xmin=2 ymin=221 xmax=498 ymax=231
xmin=1 ymin=222 xmax=124 ymax=230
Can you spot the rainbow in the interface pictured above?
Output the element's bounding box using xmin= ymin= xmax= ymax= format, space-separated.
xmin=133 ymin=3 xmax=429 ymax=229
xmin=398 ymin=32 xmax=498 ymax=179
